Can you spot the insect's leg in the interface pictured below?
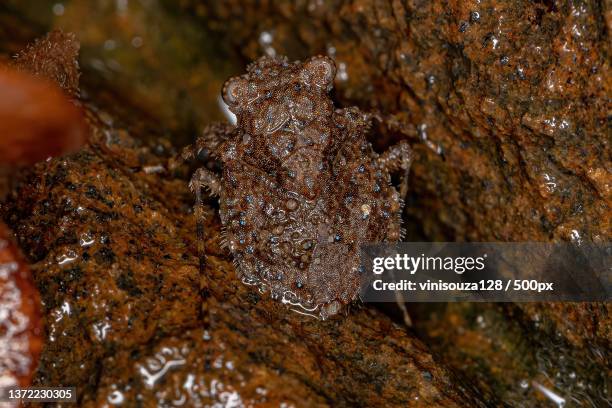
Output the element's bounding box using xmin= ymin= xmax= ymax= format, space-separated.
xmin=370 ymin=111 xmax=419 ymax=140
xmin=188 ymin=168 xmax=223 ymax=347
xmin=168 ymin=123 xmax=233 ymax=170
xmin=378 ymin=140 xmax=414 ymax=327
xmin=378 ymin=139 xmax=413 ymax=198
xmin=189 ymin=167 xmax=223 ymax=197
xmin=198 ymin=123 xmax=233 ymax=160
xmin=168 ymin=140 xmax=197 ymax=171
xmin=386 ymin=268 xmax=413 ymax=327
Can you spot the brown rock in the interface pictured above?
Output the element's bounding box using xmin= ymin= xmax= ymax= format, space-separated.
xmin=194 ymin=0 xmax=610 ymax=243
xmin=0 ymin=31 xmax=86 ymax=394
xmin=3 ymin=121 xmax=485 ymax=406
xmin=0 ymin=222 xmax=42 ymax=390
xmin=412 ymin=302 xmax=611 ymax=407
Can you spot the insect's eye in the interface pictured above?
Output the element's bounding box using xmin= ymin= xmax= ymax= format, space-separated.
xmin=294 ymin=82 xmax=302 ymax=92
xmin=222 ymin=76 xmax=248 ymax=105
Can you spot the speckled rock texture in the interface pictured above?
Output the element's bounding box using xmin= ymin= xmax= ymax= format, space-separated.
xmin=0 ymin=1 xmax=610 ymax=406
xmin=412 ymin=302 xmax=611 ymax=406
xmin=193 ymin=0 xmax=610 ymax=242
xmin=0 ymin=30 xmax=85 ymax=393
xmin=180 ymin=1 xmax=611 ymax=404
xmin=0 ymin=29 xmax=484 ymax=402
xmin=3 ymin=120 xmax=484 ymax=407
xmin=0 ymin=222 xmax=42 ymax=390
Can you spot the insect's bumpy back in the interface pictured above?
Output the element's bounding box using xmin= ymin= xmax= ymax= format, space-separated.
xmin=216 ymin=55 xmax=403 ymax=319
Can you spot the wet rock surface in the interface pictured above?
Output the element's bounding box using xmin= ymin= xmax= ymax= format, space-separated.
xmin=3 ymin=119 xmax=484 ymax=407
xmin=0 ymin=1 xmax=610 ymax=406
xmin=1 ymin=29 xmax=483 ymax=402
xmin=0 ymin=29 xmax=84 ymax=394
xmin=189 ymin=2 xmax=611 ymax=405
xmin=0 ymin=222 xmax=42 ymax=390
xmin=412 ymin=302 xmax=611 ymax=407
xmin=194 ymin=0 xmax=610 ymax=243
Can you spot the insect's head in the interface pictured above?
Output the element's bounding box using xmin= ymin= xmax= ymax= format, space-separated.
xmin=221 ymin=55 xmax=336 ymax=136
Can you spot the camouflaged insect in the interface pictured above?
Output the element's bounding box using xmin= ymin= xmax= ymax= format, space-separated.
xmin=184 ymin=55 xmax=412 ymax=319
